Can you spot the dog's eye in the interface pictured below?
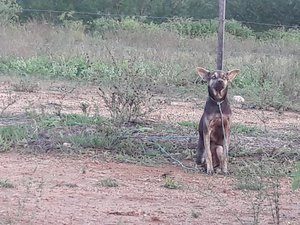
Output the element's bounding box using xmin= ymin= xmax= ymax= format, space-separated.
xmin=211 ymin=75 xmax=217 ymax=79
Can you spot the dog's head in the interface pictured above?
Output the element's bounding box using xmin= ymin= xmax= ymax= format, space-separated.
xmin=196 ymin=67 xmax=240 ymax=101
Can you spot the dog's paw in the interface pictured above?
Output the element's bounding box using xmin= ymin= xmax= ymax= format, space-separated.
xmin=221 ymin=169 xmax=229 ymax=175
xmin=206 ymin=168 xmax=214 ymax=175
xmin=195 ymin=157 xmax=203 ymax=165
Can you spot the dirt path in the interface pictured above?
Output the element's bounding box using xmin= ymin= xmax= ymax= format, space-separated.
xmin=0 ymin=153 xmax=299 ymax=225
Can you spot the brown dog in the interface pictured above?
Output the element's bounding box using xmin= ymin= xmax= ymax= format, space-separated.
xmin=196 ymin=67 xmax=240 ymax=175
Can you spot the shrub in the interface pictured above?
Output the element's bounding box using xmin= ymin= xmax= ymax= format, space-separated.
xmin=98 ymin=58 xmax=158 ymax=124
xmin=93 ymin=17 xmax=160 ymax=34
xmin=226 ymin=19 xmax=255 ymax=39
xmin=161 ymin=18 xmax=254 ymax=39
xmin=257 ymin=28 xmax=300 ymax=42
xmin=0 ymin=0 xmax=21 ymax=23
xmin=161 ymin=18 xmax=218 ymax=38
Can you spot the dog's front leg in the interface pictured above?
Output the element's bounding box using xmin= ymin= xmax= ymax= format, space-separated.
xmin=203 ymin=128 xmax=213 ymax=175
xmin=222 ymin=131 xmax=231 ymax=174
xmin=222 ymin=123 xmax=231 ymax=174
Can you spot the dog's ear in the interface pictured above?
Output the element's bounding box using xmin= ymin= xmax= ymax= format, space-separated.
xmin=196 ymin=67 xmax=210 ymax=81
xmin=227 ymin=69 xmax=240 ymax=81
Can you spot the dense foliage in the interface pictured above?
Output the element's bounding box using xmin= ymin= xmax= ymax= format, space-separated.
xmin=15 ymin=0 xmax=300 ymax=31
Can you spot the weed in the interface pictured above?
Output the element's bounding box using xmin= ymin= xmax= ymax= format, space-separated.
xmin=0 ymin=125 xmax=30 ymax=151
xmin=0 ymin=179 xmax=15 ymax=188
xmin=60 ymin=183 xmax=78 ymax=188
xmin=98 ymin=53 xmax=158 ymax=124
xmin=233 ymin=157 xmax=283 ymax=225
xmin=97 ymin=178 xmax=119 ymax=188
xmin=292 ymin=162 xmax=300 ymax=191
xmin=69 ymin=134 xmax=116 ymax=149
xmin=236 ymin=182 xmax=264 ymax=191
xmin=38 ymin=114 xmax=108 ymax=128
xmin=231 ymin=123 xmax=259 ymax=135
xmin=191 ymin=210 xmax=200 ymax=218
xmin=177 ymin=121 xmax=198 ymax=130
xmin=162 ymin=177 xmax=181 ymax=190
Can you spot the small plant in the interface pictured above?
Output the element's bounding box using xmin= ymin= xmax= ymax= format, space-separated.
xmin=234 ymin=158 xmax=283 ymax=225
xmin=191 ymin=210 xmax=200 ymax=218
xmin=162 ymin=177 xmax=181 ymax=190
xmin=292 ymin=162 xmax=300 ymax=191
xmin=0 ymin=125 xmax=29 ymax=151
xmin=64 ymin=183 xmax=78 ymax=188
xmin=231 ymin=123 xmax=259 ymax=135
xmin=0 ymin=179 xmax=15 ymax=188
xmin=177 ymin=121 xmax=198 ymax=130
xmin=98 ymin=52 xmax=158 ymax=124
xmin=97 ymin=178 xmax=119 ymax=188
xmin=79 ymin=102 xmax=90 ymax=115
xmin=236 ymin=182 xmax=264 ymax=191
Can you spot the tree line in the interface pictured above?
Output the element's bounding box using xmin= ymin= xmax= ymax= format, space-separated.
xmin=3 ymin=0 xmax=299 ymax=30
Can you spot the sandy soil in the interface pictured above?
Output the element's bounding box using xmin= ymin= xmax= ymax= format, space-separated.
xmin=0 ymin=153 xmax=299 ymax=225
xmin=0 ymin=80 xmax=300 ymax=225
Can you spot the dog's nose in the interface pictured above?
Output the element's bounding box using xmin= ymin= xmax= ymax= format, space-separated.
xmin=215 ymin=79 xmax=225 ymax=91
xmin=216 ymin=79 xmax=224 ymax=85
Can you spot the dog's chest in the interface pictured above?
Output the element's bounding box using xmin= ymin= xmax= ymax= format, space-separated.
xmin=208 ymin=114 xmax=231 ymax=142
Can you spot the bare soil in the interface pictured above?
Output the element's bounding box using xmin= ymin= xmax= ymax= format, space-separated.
xmin=0 ymin=80 xmax=300 ymax=225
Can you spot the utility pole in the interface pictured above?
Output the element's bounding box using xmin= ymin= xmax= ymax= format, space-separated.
xmin=217 ymin=0 xmax=226 ymax=71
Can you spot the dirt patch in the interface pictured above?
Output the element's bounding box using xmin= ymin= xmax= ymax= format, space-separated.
xmin=1 ymin=79 xmax=300 ymax=129
xmin=0 ymin=153 xmax=299 ymax=225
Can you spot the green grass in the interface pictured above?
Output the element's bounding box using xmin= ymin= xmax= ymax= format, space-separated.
xmin=68 ymin=134 xmax=119 ymax=149
xmin=0 ymin=125 xmax=31 ymax=151
xmin=231 ymin=123 xmax=259 ymax=135
xmin=236 ymin=182 xmax=264 ymax=191
xmin=292 ymin=162 xmax=300 ymax=191
xmin=64 ymin=183 xmax=78 ymax=188
xmin=96 ymin=178 xmax=119 ymax=188
xmin=38 ymin=114 xmax=109 ymax=128
xmin=177 ymin=121 xmax=198 ymax=130
xmin=0 ymin=179 xmax=15 ymax=189
xmin=162 ymin=177 xmax=181 ymax=190
xmin=1 ymin=19 xmax=300 ymax=112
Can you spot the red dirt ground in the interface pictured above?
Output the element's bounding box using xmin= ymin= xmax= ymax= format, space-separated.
xmin=0 ymin=80 xmax=300 ymax=224
xmin=0 ymin=153 xmax=299 ymax=225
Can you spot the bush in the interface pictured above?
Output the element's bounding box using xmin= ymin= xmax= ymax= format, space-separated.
xmin=257 ymin=28 xmax=300 ymax=42
xmin=93 ymin=17 xmax=160 ymax=34
xmin=98 ymin=57 xmax=158 ymax=124
xmin=0 ymin=0 xmax=21 ymax=23
xmin=161 ymin=18 xmax=218 ymax=38
xmin=161 ymin=18 xmax=254 ymax=39
xmin=226 ymin=19 xmax=255 ymax=39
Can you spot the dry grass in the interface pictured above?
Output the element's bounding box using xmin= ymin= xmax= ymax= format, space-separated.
xmin=1 ymin=21 xmax=299 ymax=111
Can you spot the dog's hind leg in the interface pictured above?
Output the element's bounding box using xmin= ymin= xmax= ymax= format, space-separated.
xmin=196 ymin=136 xmax=205 ymax=165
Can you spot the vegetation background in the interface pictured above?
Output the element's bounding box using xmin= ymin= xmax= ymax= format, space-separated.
xmin=0 ymin=0 xmax=299 ymax=192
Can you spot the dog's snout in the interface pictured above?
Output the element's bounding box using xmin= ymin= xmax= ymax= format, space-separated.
xmin=214 ymin=79 xmax=225 ymax=91
xmin=216 ymin=79 xmax=224 ymax=85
